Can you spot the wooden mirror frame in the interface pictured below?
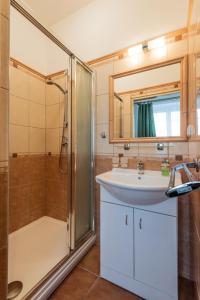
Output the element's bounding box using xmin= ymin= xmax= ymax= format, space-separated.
xmin=189 ymin=53 xmax=200 ymax=140
xmin=109 ymin=56 xmax=188 ymax=143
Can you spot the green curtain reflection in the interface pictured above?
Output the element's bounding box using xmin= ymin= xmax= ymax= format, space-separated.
xmin=137 ymin=102 xmax=156 ymax=137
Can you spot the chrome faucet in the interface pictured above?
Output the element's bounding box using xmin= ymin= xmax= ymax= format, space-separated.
xmin=137 ymin=161 xmax=144 ymax=174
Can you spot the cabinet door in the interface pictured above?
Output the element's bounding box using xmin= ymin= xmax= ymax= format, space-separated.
xmin=134 ymin=209 xmax=177 ymax=297
xmin=101 ymin=201 xmax=134 ymax=277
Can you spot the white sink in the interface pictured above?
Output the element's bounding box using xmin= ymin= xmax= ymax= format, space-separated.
xmin=96 ymin=168 xmax=181 ymax=205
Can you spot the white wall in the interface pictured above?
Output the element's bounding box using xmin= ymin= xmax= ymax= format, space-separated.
xmin=10 ymin=7 xmax=69 ymax=75
xmin=51 ymin=0 xmax=188 ymax=61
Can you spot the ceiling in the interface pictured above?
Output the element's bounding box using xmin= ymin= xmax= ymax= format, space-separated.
xmin=17 ymin=0 xmax=94 ymax=26
xmin=15 ymin=0 xmax=189 ymax=61
xmin=17 ymin=0 xmax=189 ymax=27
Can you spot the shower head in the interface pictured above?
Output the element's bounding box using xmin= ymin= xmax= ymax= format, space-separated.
xmin=46 ymin=79 xmax=67 ymax=95
xmin=46 ymin=80 xmax=54 ymax=85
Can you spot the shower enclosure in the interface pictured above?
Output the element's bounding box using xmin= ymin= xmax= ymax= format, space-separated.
xmin=8 ymin=2 xmax=95 ymax=299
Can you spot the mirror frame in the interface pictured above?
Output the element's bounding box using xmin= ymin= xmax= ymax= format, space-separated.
xmin=189 ymin=53 xmax=200 ymax=140
xmin=109 ymin=56 xmax=188 ymax=143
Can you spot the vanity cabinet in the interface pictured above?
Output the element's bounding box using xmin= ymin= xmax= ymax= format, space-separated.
xmin=100 ymin=187 xmax=178 ymax=300
xmin=101 ymin=202 xmax=134 ymax=277
xmin=134 ymin=209 xmax=177 ymax=297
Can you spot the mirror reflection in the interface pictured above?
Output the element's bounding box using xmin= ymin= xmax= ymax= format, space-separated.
xmin=133 ymin=91 xmax=180 ymax=138
xmin=111 ymin=59 xmax=186 ymax=141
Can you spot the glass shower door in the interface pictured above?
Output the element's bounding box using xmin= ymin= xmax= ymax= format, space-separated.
xmin=71 ymin=58 xmax=95 ymax=248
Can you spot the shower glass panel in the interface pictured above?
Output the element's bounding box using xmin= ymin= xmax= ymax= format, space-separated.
xmin=8 ymin=6 xmax=71 ymax=299
xmin=72 ymin=59 xmax=94 ymax=247
xmin=9 ymin=4 xmax=95 ymax=299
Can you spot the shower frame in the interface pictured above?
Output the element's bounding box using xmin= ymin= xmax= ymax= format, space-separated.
xmin=9 ymin=1 xmax=96 ymax=299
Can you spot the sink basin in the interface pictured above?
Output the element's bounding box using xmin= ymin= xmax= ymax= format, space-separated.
xmin=96 ymin=168 xmax=181 ymax=205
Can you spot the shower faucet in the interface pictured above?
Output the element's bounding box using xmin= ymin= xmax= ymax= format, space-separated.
xmin=166 ymin=158 xmax=200 ymax=198
xmin=46 ymin=76 xmax=69 ymax=173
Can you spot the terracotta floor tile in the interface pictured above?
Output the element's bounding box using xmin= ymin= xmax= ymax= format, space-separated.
xmin=49 ymin=267 xmax=97 ymax=300
xmin=48 ymin=247 xmax=196 ymax=300
xmin=78 ymin=245 xmax=100 ymax=275
xmin=86 ymin=278 xmax=142 ymax=300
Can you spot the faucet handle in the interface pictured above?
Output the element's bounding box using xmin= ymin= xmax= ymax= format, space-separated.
xmin=137 ymin=160 xmax=144 ymax=168
xmin=137 ymin=161 xmax=144 ymax=174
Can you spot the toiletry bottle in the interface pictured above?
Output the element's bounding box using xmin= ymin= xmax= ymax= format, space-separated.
xmin=161 ymin=159 xmax=170 ymax=176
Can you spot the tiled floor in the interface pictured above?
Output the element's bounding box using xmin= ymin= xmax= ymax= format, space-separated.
xmin=49 ymin=245 xmax=195 ymax=300
xmin=49 ymin=245 xmax=142 ymax=300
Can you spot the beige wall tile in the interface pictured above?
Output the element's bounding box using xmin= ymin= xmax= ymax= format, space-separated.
xmin=113 ymin=143 xmax=139 ymax=157
xmin=30 ymin=102 xmax=45 ymax=128
xmin=95 ymin=123 xmax=113 ymax=155
xmin=169 ymin=142 xmax=189 ymax=158
xmin=59 ymin=101 xmax=65 ymax=127
xmin=59 ymin=92 xmax=66 ymax=104
xmin=10 ymin=95 xmax=29 ymax=126
xmin=94 ymin=60 xmax=114 ymax=95
xmin=0 ymin=88 xmax=8 ymax=161
xmin=46 ymin=104 xmax=60 ymax=128
xmin=9 ymin=125 xmax=29 ymax=154
xmin=29 ymin=128 xmax=45 ymax=154
xmin=0 ymin=15 xmax=9 ymax=90
xmin=96 ymin=94 xmax=109 ymax=125
xmin=55 ymin=76 xmax=66 ymax=91
xmin=138 ymin=143 xmax=169 ymax=157
xmin=10 ymin=66 xmax=30 ymax=99
xmin=54 ymin=77 xmax=67 ymax=103
xmin=46 ymin=128 xmax=60 ymax=154
xmin=189 ymin=141 xmax=200 ymax=159
xmin=29 ymin=76 xmax=45 ymax=105
xmin=46 ymin=83 xmax=60 ymax=105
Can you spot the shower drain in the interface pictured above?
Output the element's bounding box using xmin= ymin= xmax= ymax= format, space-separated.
xmin=7 ymin=281 xmax=23 ymax=300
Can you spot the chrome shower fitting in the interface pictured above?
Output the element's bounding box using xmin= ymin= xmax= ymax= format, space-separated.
xmin=46 ymin=75 xmax=69 ymax=173
xmin=46 ymin=79 xmax=68 ymax=95
xmin=166 ymin=158 xmax=200 ymax=198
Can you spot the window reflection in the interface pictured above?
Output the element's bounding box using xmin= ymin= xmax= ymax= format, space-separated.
xmin=134 ymin=92 xmax=180 ymax=137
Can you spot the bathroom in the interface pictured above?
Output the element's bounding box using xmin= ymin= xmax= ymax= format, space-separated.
xmin=0 ymin=0 xmax=200 ymax=299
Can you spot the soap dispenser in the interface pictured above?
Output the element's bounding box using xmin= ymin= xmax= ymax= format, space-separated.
xmin=161 ymin=159 xmax=170 ymax=176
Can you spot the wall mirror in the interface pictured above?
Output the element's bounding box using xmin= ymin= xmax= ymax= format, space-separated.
xmin=109 ymin=56 xmax=187 ymax=143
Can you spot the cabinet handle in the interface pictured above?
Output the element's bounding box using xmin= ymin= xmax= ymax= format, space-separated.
xmin=125 ymin=214 xmax=128 ymax=226
xmin=139 ymin=218 xmax=142 ymax=229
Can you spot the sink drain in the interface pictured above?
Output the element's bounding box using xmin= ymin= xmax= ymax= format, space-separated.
xmin=7 ymin=281 xmax=23 ymax=300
